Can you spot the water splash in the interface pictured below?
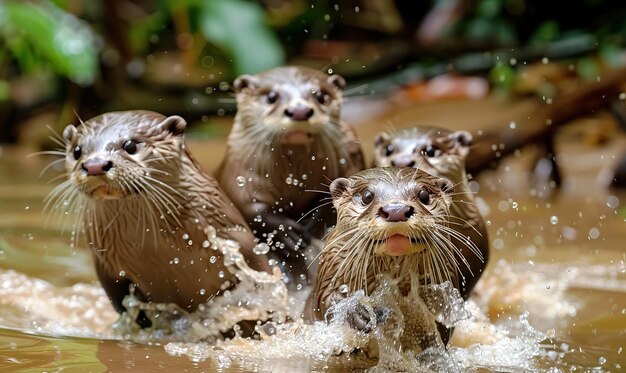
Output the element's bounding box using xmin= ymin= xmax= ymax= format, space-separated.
xmin=112 ymin=226 xmax=289 ymax=343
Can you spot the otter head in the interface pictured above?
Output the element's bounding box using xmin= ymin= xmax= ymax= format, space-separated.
xmin=61 ymin=111 xmax=187 ymax=200
xmin=233 ymin=66 xmax=346 ymax=145
xmin=329 ymin=168 xmax=454 ymax=258
xmin=374 ymin=127 xmax=472 ymax=180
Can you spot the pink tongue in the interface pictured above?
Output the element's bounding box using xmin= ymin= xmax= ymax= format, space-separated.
xmin=384 ymin=234 xmax=412 ymax=255
xmin=282 ymin=130 xmax=311 ymax=143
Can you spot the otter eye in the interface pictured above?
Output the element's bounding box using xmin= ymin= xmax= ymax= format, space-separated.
xmin=361 ymin=189 xmax=374 ymax=205
xmin=385 ymin=144 xmax=395 ymax=156
xmin=422 ymin=145 xmax=441 ymax=158
xmin=123 ymin=140 xmax=138 ymax=155
xmin=72 ymin=145 xmax=81 ymax=160
xmin=418 ymin=188 xmax=430 ymax=205
xmin=314 ymin=89 xmax=329 ymax=104
xmin=266 ymin=91 xmax=279 ymax=104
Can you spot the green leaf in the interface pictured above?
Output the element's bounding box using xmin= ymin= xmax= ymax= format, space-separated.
xmin=0 ymin=1 xmax=99 ymax=85
xmin=199 ymin=0 xmax=284 ymax=75
xmin=489 ymin=62 xmax=516 ymax=89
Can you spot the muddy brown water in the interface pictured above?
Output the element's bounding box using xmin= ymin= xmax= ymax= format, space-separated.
xmin=0 ymin=96 xmax=625 ymax=372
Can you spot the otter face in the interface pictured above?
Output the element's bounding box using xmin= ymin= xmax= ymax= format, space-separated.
xmin=329 ymin=168 xmax=453 ymax=257
xmin=233 ymin=66 xmax=346 ymax=145
xmin=61 ymin=111 xmax=187 ymax=200
xmin=373 ymin=127 xmax=472 ymax=179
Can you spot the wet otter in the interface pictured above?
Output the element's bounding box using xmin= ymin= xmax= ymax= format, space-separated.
xmin=46 ymin=110 xmax=271 ymax=326
xmin=307 ymin=168 xmax=474 ymax=347
xmin=373 ymin=126 xmax=488 ymax=299
xmin=218 ymin=66 xmax=365 ymax=281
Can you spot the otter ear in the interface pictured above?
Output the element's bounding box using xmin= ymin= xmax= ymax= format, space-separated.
xmin=437 ymin=177 xmax=454 ymax=195
xmin=453 ymin=130 xmax=472 ymax=148
xmin=374 ymin=132 xmax=391 ymax=147
xmin=233 ymin=74 xmax=258 ymax=92
xmin=63 ymin=124 xmax=77 ymax=142
xmin=160 ymin=115 xmax=187 ymax=136
xmin=329 ymin=177 xmax=351 ymax=199
xmin=327 ymin=74 xmax=346 ymax=90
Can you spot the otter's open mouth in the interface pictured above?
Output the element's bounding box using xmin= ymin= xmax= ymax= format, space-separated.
xmin=90 ymin=185 xmax=124 ymax=200
xmin=373 ymin=234 xmax=427 ymax=256
xmin=280 ymin=130 xmax=314 ymax=144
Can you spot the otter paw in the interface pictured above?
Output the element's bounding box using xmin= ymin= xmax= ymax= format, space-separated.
xmin=346 ymin=303 xmax=390 ymax=333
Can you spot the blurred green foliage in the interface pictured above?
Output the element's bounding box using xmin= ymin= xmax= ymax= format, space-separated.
xmin=199 ymin=0 xmax=284 ymax=75
xmin=0 ymin=0 xmax=625 ymax=144
xmin=0 ymin=0 xmax=98 ymax=85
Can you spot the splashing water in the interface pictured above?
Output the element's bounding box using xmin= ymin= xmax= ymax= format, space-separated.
xmin=165 ymin=273 xmax=549 ymax=372
xmin=112 ymin=226 xmax=289 ymax=343
xmin=0 ymin=241 xmax=606 ymax=371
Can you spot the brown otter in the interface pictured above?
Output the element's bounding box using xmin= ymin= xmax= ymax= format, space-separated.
xmin=46 ymin=110 xmax=271 ymax=326
xmin=307 ymin=168 xmax=474 ymax=346
xmin=373 ymin=126 xmax=488 ymax=299
xmin=218 ymin=66 xmax=365 ymax=281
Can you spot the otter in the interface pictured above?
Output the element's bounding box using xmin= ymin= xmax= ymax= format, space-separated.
xmin=373 ymin=126 xmax=488 ymax=299
xmin=46 ymin=110 xmax=271 ymax=326
xmin=307 ymin=168 xmax=475 ymax=347
xmin=218 ymin=66 xmax=365 ymax=281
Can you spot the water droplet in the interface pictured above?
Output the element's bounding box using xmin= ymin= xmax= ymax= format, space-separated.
xmin=199 ymin=288 xmax=206 ymax=295
xmin=210 ymin=256 xmax=217 ymax=263
xmin=550 ymin=216 xmax=558 ymax=225
xmin=339 ymin=284 xmax=349 ymax=293
xmin=511 ymin=201 xmax=518 ymax=209
xmin=253 ymin=243 xmax=270 ymax=255
xmin=236 ymin=176 xmax=246 ymax=187
xmin=119 ymin=270 xmax=126 ymax=277
xmin=202 ymin=240 xmax=210 ymax=248
xmin=509 ymin=121 xmax=517 ymax=129
xmin=172 ymin=257 xmax=179 ymax=264
xmin=588 ymin=227 xmax=600 ymax=240
xmin=285 ymin=177 xmax=293 ymax=184
xmin=182 ymin=233 xmax=190 ymax=240
xmin=599 ymin=356 xmax=606 ymax=364
xmin=311 ymin=156 xmax=316 ymax=161
xmin=498 ymin=200 xmax=509 ymax=212
xmin=301 ymin=174 xmax=307 ymax=180
xmin=218 ymin=271 xmax=224 ymax=278
xmin=607 ymin=195 xmax=620 ymax=209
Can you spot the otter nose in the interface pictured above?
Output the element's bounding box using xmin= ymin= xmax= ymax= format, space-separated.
xmin=378 ymin=203 xmax=414 ymax=222
xmin=391 ymin=157 xmax=416 ymax=168
xmin=81 ymin=159 xmax=113 ymax=176
xmin=284 ymin=105 xmax=314 ymax=121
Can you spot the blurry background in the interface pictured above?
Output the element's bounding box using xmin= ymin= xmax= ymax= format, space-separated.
xmin=1 ymin=0 xmax=626 ymax=152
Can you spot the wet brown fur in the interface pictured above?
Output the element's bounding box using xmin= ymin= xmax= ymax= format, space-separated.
xmin=307 ymin=168 xmax=476 ymax=321
xmin=218 ymin=66 xmax=365 ymax=277
xmin=46 ymin=110 xmax=270 ymax=318
xmin=373 ymin=126 xmax=488 ymax=298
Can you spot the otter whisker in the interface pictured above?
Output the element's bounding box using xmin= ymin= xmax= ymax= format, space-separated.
xmin=329 ymin=228 xmax=370 ymax=287
xmin=29 ymin=150 xmax=67 ymax=157
xmin=436 ymin=225 xmax=483 ymax=260
xmin=446 ymin=215 xmax=484 ymax=238
xmin=45 ymin=172 xmax=70 ymax=185
xmin=430 ymin=228 xmax=471 ymax=275
xmin=134 ymin=178 xmax=184 ymax=229
xmin=296 ymin=201 xmax=332 ymax=224
xmin=342 ymin=83 xmax=369 ymax=97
